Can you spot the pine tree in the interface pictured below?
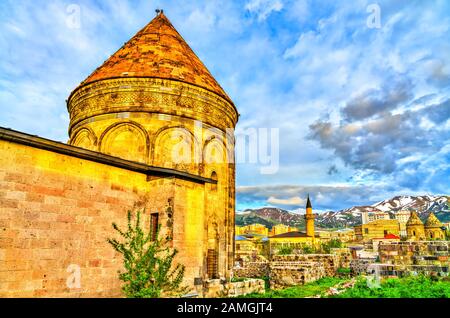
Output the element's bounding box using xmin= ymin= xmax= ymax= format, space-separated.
xmin=107 ymin=210 xmax=188 ymax=298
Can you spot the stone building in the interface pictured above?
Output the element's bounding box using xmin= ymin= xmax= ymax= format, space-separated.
xmin=0 ymin=12 xmax=238 ymax=297
xmin=268 ymin=196 xmax=320 ymax=253
xmin=405 ymin=211 xmax=426 ymax=241
xmin=354 ymin=219 xmax=400 ymax=242
xmin=361 ymin=211 xmax=390 ymax=224
xmin=235 ymin=234 xmax=269 ymax=260
xmin=424 ymin=213 xmax=446 ymax=240
xmin=331 ymin=228 xmax=356 ymax=242
xmin=405 ymin=211 xmax=446 ymax=241
xmin=238 ymin=223 xmax=269 ymax=236
xmin=393 ymin=210 xmax=411 ymax=238
xmin=269 ymin=224 xmax=297 ymax=237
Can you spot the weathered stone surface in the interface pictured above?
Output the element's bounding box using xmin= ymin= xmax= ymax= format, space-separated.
xmin=379 ymin=241 xmax=450 ymax=266
xmin=268 ymin=254 xmax=339 ymax=289
xmin=233 ymin=261 xmax=270 ymax=279
xmin=202 ymin=279 xmax=265 ymax=298
xmin=0 ymin=11 xmax=238 ymax=298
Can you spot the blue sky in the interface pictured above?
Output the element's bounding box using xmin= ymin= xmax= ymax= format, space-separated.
xmin=1 ymin=0 xmax=449 ymax=212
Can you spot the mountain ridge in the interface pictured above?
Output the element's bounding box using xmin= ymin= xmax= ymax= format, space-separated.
xmin=236 ymin=195 xmax=450 ymax=229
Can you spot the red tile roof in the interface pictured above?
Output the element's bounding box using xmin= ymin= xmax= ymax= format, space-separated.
xmin=374 ymin=234 xmax=400 ymax=240
xmin=73 ymin=12 xmax=232 ymax=104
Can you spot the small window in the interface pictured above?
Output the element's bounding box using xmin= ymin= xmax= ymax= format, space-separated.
xmin=150 ymin=213 xmax=159 ymax=241
xmin=364 ymin=228 xmax=369 ymax=234
xmin=211 ymin=171 xmax=218 ymax=191
xmin=384 ymin=230 xmax=388 ymax=236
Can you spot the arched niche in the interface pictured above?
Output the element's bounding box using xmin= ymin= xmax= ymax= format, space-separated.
xmin=153 ymin=126 xmax=200 ymax=173
xmin=206 ymin=219 xmax=220 ymax=279
xmin=99 ymin=122 xmax=149 ymax=163
xmin=203 ymin=137 xmax=228 ymax=165
xmin=71 ymin=128 xmax=97 ymax=151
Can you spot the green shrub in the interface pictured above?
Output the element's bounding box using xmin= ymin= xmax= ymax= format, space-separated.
xmin=238 ymin=277 xmax=346 ymax=298
xmin=107 ymin=210 xmax=188 ymax=298
xmin=278 ymin=246 xmax=294 ymax=255
xmin=320 ymin=239 xmax=343 ymax=254
xmin=336 ymin=268 xmax=351 ymax=277
xmin=331 ymin=275 xmax=450 ymax=298
xmin=302 ymin=245 xmax=315 ymax=254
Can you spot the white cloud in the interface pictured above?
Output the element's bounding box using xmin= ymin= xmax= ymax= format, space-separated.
xmin=245 ymin=0 xmax=283 ymax=21
xmin=267 ymin=196 xmax=305 ymax=206
xmin=1 ymin=0 xmax=449 ymax=211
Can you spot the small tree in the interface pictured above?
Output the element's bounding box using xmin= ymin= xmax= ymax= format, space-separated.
xmin=107 ymin=210 xmax=188 ymax=298
xmin=277 ymin=245 xmax=294 ymax=255
xmin=302 ymin=244 xmax=315 ymax=254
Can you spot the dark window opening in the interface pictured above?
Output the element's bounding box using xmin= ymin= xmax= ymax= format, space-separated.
xmin=211 ymin=171 xmax=218 ymax=191
xmin=207 ymin=249 xmax=219 ymax=279
xmin=150 ymin=213 xmax=159 ymax=241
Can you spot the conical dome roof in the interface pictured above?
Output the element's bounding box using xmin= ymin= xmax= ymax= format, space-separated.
xmin=73 ymin=12 xmax=232 ymax=104
xmin=425 ymin=212 xmax=442 ymax=227
xmin=406 ymin=211 xmax=423 ymax=226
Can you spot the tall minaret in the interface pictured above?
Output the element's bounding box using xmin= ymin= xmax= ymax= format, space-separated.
xmin=305 ymin=194 xmax=315 ymax=238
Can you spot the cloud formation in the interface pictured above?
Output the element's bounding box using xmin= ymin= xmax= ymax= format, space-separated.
xmin=1 ymin=0 xmax=449 ymax=211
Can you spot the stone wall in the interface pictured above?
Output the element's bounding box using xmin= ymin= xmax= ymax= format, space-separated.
xmin=233 ymin=261 xmax=270 ymax=279
xmin=203 ymin=279 xmax=265 ymax=298
xmin=0 ymin=138 xmax=210 ymax=297
xmin=367 ymin=263 xmax=449 ymax=278
xmin=270 ymin=261 xmax=326 ymax=289
xmin=378 ymin=241 xmax=450 ymax=266
xmin=350 ymin=259 xmax=376 ymax=276
xmin=272 ymin=254 xmax=339 ymax=277
xmin=331 ymin=248 xmax=351 ymax=268
xmin=232 ymin=253 xmax=348 ymax=290
xmin=268 ymin=254 xmax=339 ymax=289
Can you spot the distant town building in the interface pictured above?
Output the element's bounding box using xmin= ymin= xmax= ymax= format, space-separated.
xmin=315 ymin=230 xmax=332 ymax=240
xmin=235 ymin=226 xmax=244 ymax=236
xmin=237 ymin=223 xmax=269 ymax=236
xmin=372 ymin=233 xmax=401 ymax=251
xmin=305 ymin=195 xmax=315 ymax=238
xmin=354 ymin=219 xmax=400 ymax=242
xmin=268 ymin=231 xmax=321 ymax=254
xmin=269 ymin=224 xmax=297 ymax=236
xmin=361 ymin=211 xmax=390 ymax=224
xmin=405 ymin=211 xmax=445 ymax=241
xmin=330 ymin=228 xmax=356 ymax=242
xmin=315 ymin=228 xmax=355 ymax=242
xmin=235 ymin=234 xmax=269 ymax=260
xmin=424 ymin=213 xmax=446 ymax=240
xmin=268 ymin=195 xmax=320 ymax=253
xmin=406 ymin=211 xmax=426 ymax=240
xmin=394 ymin=210 xmax=411 ymax=238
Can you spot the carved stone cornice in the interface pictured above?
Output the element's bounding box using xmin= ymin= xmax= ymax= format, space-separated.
xmin=68 ymin=77 xmax=239 ymax=136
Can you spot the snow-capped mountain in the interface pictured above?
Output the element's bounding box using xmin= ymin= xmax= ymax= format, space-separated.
xmin=236 ymin=195 xmax=449 ymax=229
xmin=235 ymin=207 xmax=305 ymax=229
xmin=316 ymin=195 xmax=449 ymax=228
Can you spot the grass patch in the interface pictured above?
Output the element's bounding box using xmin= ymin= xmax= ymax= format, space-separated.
xmin=330 ymin=275 xmax=450 ymax=298
xmin=238 ymin=276 xmax=346 ymax=298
